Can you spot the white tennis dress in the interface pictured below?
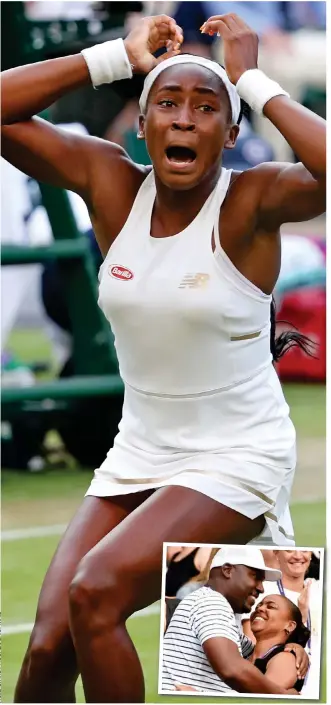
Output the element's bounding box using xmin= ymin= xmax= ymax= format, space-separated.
xmin=87 ymin=167 xmax=296 ymax=545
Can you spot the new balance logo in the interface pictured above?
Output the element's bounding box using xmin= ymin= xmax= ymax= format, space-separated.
xmin=179 ymin=273 xmax=210 ymax=289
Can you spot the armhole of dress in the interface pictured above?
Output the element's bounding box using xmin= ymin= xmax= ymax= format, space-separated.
xmin=211 ymin=170 xmax=273 ymax=301
xmin=212 ymin=168 xmax=233 ymax=257
xmin=98 ymin=169 xmax=155 ymax=282
xmin=212 ymin=210 xmax=222 ymax=257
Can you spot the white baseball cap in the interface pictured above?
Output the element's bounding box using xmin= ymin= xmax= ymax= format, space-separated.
xmin=210 ymin=547 xmax=282 ymax=582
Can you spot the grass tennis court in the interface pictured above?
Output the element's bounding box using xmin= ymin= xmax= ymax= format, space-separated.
xmin=2 ymin=329 xmax=326 ymax=702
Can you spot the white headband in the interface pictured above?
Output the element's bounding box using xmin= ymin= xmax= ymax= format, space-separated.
xmin=139 ymin=54 xmax=241 ymax=123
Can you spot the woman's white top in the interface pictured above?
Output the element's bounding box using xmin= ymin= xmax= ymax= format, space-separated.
xmin=98 ymin=168 xmax=272 ymax=396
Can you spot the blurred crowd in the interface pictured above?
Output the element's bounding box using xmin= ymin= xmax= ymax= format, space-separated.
xmin=165 ymin=546 xmax=321 ymax=600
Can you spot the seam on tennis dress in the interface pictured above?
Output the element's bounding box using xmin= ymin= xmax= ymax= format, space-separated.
xmin=265 ymin=511 xmax=295 ymax=541
xmin=124 ymin=361 xmax=270 ymax=399
xmin=106 ymin=467 xmax=276 ymax=507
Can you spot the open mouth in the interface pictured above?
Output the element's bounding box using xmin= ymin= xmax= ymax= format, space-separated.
xmin=253 ymin=616 xmax=266 ymax=622
xmin=165 ymin=146 xmax=197 ymax=164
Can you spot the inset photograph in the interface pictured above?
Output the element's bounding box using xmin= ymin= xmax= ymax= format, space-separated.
xmin=159 ymin=545 xmax=323 ymax=698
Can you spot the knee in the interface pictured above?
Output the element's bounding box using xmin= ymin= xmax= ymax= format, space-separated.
xmin=26 ymin=623 xmax=65 ymax=672
xmin=69 ymin=554 xmax=126 ymax=628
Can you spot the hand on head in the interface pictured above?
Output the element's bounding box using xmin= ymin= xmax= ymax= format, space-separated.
xmin=124 ymin=11 xmax=260 ymax=85
xmin=124 ymin=15 xmax=183 ymax=74
xmin=200 ymin=13 xmax=259 ymax=84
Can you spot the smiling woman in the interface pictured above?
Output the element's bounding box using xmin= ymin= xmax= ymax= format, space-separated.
xmin=242 ymin=548 xmax=323 ymax=698
xmin=1 ymin=10 xmax=326 ymax=704
xmin=250 ymin=594 xmax=310 ymax=692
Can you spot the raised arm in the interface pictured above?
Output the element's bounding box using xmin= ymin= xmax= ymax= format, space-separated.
xmin=203 ymin=637 xmax=289 ymax=694
xmin=202 ymin=13 xmax=326 ymax=228
xmin=253 ymin=98 xmax=325 ymax=229
xmin=1 ymin=15 xmax=183 ymax=204
xmin=1 ymin=54 xmax=123 ymax=199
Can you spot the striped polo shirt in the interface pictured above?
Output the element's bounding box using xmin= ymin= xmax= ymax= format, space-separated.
xmin=161 ymin=585 xmax=253 ymax=694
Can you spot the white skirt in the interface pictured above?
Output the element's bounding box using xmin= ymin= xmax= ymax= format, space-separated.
xmin=87 ymin=365 xmax=296 ymax=546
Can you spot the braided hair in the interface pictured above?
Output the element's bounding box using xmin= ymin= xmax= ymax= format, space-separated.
xmin=270 ymin=296 xmax=316 ymax=363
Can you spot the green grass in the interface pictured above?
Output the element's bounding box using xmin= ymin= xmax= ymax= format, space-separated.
xmin=1 ymin=615 xmax=161 ymax=704
xmin=291 ymin=501 xmax=326 ymax=545
xmin=2 ymin=467 xmax=89 ymax=503
xmin=6 ymin=328 xmax=55 ymax=370
xmin=2 ymin=536 xmax=60 ymax=624
xmin=283 ymin=384 xmax=326 ymax=437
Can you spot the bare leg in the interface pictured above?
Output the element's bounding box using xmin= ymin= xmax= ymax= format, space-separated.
xmin=69 ymin=486 xmax=265 ymax=702
xmin=14 ymin=490 xmax=154 ymax=703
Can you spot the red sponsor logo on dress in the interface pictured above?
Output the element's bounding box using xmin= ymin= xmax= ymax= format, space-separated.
xmin=109 ymin=265 xmax=134 ymax=280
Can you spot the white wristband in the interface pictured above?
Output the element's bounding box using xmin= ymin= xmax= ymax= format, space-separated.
xmin=236 ymin=69 xmax=289 ymax=115
xmin=81 ymin=38 xmax=133 ymax=87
